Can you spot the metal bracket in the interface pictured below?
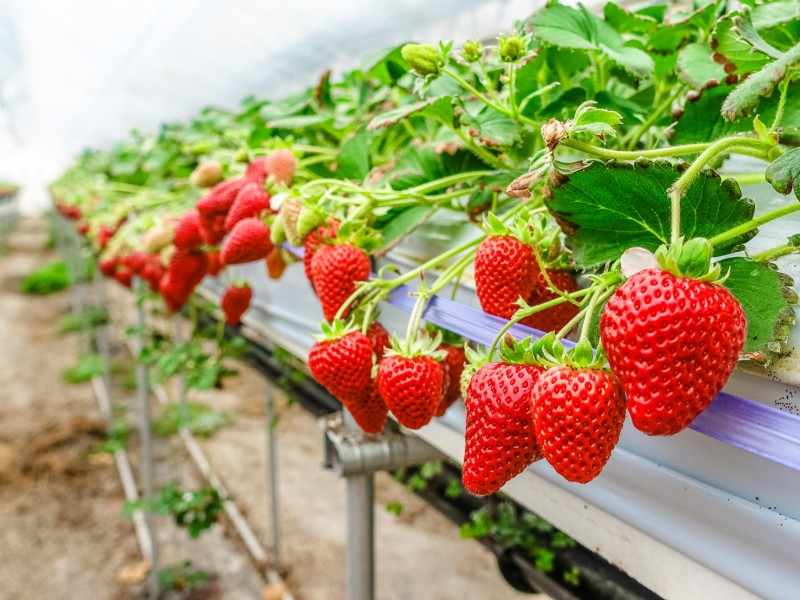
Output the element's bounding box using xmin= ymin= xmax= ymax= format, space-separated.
xmin=320 ymin=412 xmax=445 ymax=477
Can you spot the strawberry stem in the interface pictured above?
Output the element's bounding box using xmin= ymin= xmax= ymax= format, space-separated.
xmin=708 ymin=202 xmax=800 ymax=247
xmin=750 ymin=238 xmax=800 ymax=262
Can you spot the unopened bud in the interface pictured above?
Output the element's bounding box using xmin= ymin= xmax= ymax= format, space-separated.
xmin=401 ymin=44 xmax=442 ymax=78
xmin=461 ymin=40 xmax=483 ymax=63
xmin=498 ymin=33 xmax=526 ymax=63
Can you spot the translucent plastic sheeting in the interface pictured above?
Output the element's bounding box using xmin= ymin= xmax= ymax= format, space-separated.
xmin=0 ymin=0 xmax=574 ymax=213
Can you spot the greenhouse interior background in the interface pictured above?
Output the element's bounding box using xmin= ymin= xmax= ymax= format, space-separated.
xmin=1 ymin=0 xmax=799 ymax=599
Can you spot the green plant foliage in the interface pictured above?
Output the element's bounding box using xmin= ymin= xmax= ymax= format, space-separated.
xmin=157 ymin=561 xmax=212 ymax=594
xmin=124 ymin=482 xmax=226 ymax=538
xmin=20 ymin=260 xmax=70 ymax=295
xmin=153 ymin=402 xmax=232 ymax=438
xmin=61 ymin=353 xmax=105 ymax=384
xmin=57 ymin=306 xmax=109 ymax=334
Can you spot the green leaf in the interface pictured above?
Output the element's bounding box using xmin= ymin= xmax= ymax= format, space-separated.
xmin=376 ymin=205 xmax=437 ymax=250
xmin=718 ymin=257 xmax=797 ymax=358
xmin=712 ymin=15 xmax=771 ymax=76
xmin=721 ymin=42 xmax=800 ymax=120
xmin=336 ymin=128 xmax=373 ymax=181
xmin=572 ymin=101 xmax=623 ymax=139
xmin=752 ymin=1 xmax=800 ymax=31
xmin=462 ymin=106 xmax=521 ymax=147
xmin=648 ymin=23 xmax=695 ymax=53
xmin=603 ymin=4 xmax=659 ymax=34
xmin=266 ymin=114 xmax=333 ymax=130
xmin=677 ymin=43 xmax=728 ymax=89
xmin=544 ymin=159 xmax=756 ymax=269
xmin=672 ymin=83 xmax=800 ymax=144
xmin=765 ymin=147 xmax=800 ymax=200
xmin=530 ymin=3 xmax=654 ymax=77
xmin=368 ymin=96 xmax=453 ymax=130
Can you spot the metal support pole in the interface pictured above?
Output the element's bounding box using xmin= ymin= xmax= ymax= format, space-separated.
xmin=343 ymin=410 xmax=375 ymax=600
xmin=93 ymin=268 xmax=113 ymax=430
xmin=133 ymin=277 xmax=159 ymax=598
xmin=266 ymin=384 xmax=282 ymax=567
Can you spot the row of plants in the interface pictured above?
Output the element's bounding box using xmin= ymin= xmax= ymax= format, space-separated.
xmin=51 ymin=0 xmax=799 ymax=500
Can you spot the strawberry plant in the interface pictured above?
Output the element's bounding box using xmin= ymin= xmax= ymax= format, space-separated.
xmin=51 ymin=0 xmax=800 ymax=498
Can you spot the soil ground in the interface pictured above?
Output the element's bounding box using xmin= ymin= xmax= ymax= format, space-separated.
xmin=0 ymin=217 xmax=545 ymax=600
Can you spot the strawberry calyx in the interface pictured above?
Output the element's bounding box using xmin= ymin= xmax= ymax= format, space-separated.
xmin=312 ymin=318 xmax=361 ymax=342
xmin=322 ymin=221 xmax=381 ymax=253
xmin=460 ymin=346 xmax=489 ymax=398
xmin=385 ymin=330 xmax=448 ymax=361
xmin=425 ymin=323 xmax=465 ymax=346
xmin=655 ymin=237 xmax=724 ymax=283
xmin=529 ymin=334 xmax=609 ymax=371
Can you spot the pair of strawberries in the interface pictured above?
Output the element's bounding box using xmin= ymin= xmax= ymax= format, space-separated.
xmin=309 ymin=321 xmax=467 ymax=434
xmin=463 ymin=261 xmax=747 ymax=495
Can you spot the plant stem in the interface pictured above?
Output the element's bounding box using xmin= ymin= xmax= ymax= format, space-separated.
xmin=578 ymin=286 xmax=611 ymax=342
xmin=443 ymin=68 xmax=510 ymax=116
xmin=770 ymin=77 xmax=791 ymax=134
xmin=709 ymin=203 xmax=800 ymax=247
xmin=750 ymin=240 xmax=800 ymax=262
xmin=561 ymin=138 xmax=710 ymax=160
xmin=668 ymin=137 xmax=773 ymax=243
xmin=624 ymin=86 xmax=685 ymax=151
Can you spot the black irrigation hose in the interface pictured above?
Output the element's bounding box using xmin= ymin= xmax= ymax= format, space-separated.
xmin=213 ymin=316 xmax=663 ymax=600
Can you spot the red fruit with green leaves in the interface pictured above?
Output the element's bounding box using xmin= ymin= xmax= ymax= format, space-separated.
xmin=366 ymin=321 xmax=391 ymax=359
xmin=377 ymin=334 xmax=445 ymax=430
xmin=196 ymin=177 xmax=245 ymax=217
xmin=221 ymin=284 xmax=252 ymax=326
xmin=311 ymin=244 xmax=370 ymax=322
xmin=522 ymin=268 xmax=581 ymax=333
xmin=475 ymin=234 xmax=538 ymax=321
xmin=351 ymin=379 xmax=389 ymax=435
xmin=462 ymin=338 xmax=545 ymax=496
xmin=220 ymin=218 xmax=273 ymax=265
xmin=244 ymin=158 xmax=268 ymax=185
xmin=532 ymin=362 xmax=626 ymax=484
xmin=166 ymin=249 xmax=209 ymax=296
xmin=303 ymin=220 xmax=339 ymax=286
xmin=434 ymin=343 xmax=466 ymax=417
xmin=308 ymin=321 xmax=374 ymax=408
xmin=198 ymin=211 xmax=227 ymax=246
xmin=174 ymin=209 xmax=204 ymax=250
xmin=224 ymin=182 xmax=272 ymax=232
xmin=600 ymin=254 xmax=746 ymax=436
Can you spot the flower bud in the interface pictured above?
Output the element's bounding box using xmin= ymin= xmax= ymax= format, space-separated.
xmin=498 ymin=33 xmax=526 ymax=63
xmin=461 ymin=40 xmax=483 ymax=63
xmin=401 ymin=44 xmax=442 ymax=78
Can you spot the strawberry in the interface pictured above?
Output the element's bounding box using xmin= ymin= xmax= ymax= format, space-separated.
xmin=532 ymin=365 xmax=626 ymax=483
xmin=196 ymin=177 xmax=245 ymax=217
xmin=141 ymin=256 xmax=165 ymax=292
xmin=350 ymin=378 xmax=389 ymax=435
xmin=311 ymin=244 xmax=370 ymax=322
xmin=114 ymin=265 xmax=134 ymax=288
xmin=277 ymin=196 xmax=304 ymax=247
xmin=221 ymin=284 xmax=252 ymax=325
xmin=265 ymin=149 xmax=297 ymax=186
xmin=303 ymin=220 xmax=339 ymax=286
xmin=174 ymin=209 xmax=204 ymax=250
xmin=309 ymin=321 xmax=374 ymax=407
xmin=76 ymin=221 xmax=90 ymax=236
xmin=166 ymin=250 xmax=209 ymax=296
xmin=142 ymin=221 xmax=175 ymax=253
xmin=189 ymin=160 xmax=223 ymax=188
xmin=99 ymin=256 xmax=119 ymax=278
xmin=122 ymin=251 xmax=148 ymax=275
xmin=600 ymin=266 xmax=746 ymax=436
xmin=198 ymin=212 xmax=227 ymax=246
xmin=435 ymin=344 xmax=466 ymax=416
xmin=522 ymin=268 xmax=580 ymax=333
xmin=224 ymin=182 xmax=272 ymax=231
xmin=475 ymin=234 xmax=537 ymax=321
xmin=207 ymin=251 xmax=223 ymax=276
xmin=220 ymin=218 xmax=273 ymax=265
xmin=96 ymin=225 xmax=116 ymax=250
xmin=159 ymin=277 xmax=187 ymax=313
xmin=265 ymin=247 xmax=287 ymax=279
xmin=366 ymin=321 xmax=391 ymax=358
xmin=378 ymin=334 xmax=445 ymax=430
xmin=244 ymin=158 xmax=268 ymax=185
xmin=462 ymin=350 xmax=544 ymax=495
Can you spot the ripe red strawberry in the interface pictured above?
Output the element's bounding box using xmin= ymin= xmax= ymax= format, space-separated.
xmin=96 ymin=225 xmax=116 ymax=250
xmin=114 ymin=264 xmax=134 ymax=288
xmin=196 ymin=177 xmax=245 ymax=217
xmin=378 ymin=335 xmax=445 ymax=430
xmin=475 ymin=235 xmax=537 ymax=321
xmin=244 ymin=158 xmax=268 ymax=185
xmin=174 ymin=209 xmax=204 ymax=250
xmin=122 ymin=251 xmax=148 ymax=275
xmin=309 ymin=322 xmax=374 ymax=407
xmin=532 ymin=366 xmax=626 ymax=483
xmin=311 ymin=244 xmax=370 ymax=321
xmin=76 ymin=221 xmax=90 ymax=236
xmin=198 ymin=212 xmax=227 ymax=246
xmin=166 ymin=250 xmax=209 ymax=296
xmin=159 ymin=277 xmax=187 ymax=312
xmin=600 ymin=268 xmax=746 ymax=435
xmin=141 ymin=256 xmax=165 ymax=292
xmin=462 ymin=361 xmax=544 ymax=496
xmin=366 ymin=322 xmax=391 ymax=358
xmin=99 ymin=256 xmax=119 ymax=278
xmin=207 ymin=251 xmax=223 ymax=276
xmin=265 ymin=149 xmax=297 ymax=186
xmin=224 ymin=182 xmax=272 ymax=231
xmin=350 ymin=379 xmax=389 ymax=435
xmin=220 ymin=218 xmax=273 ymax=265
xmin=221 ymin=284 xmax=252 ymax=325
xmin=303 ymin=220 xmax=339 ymax=287
xmin=522 ymin=268 xmax=580 ymax=333
xmin=435 ymin=344 xmax=466 ymax=416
